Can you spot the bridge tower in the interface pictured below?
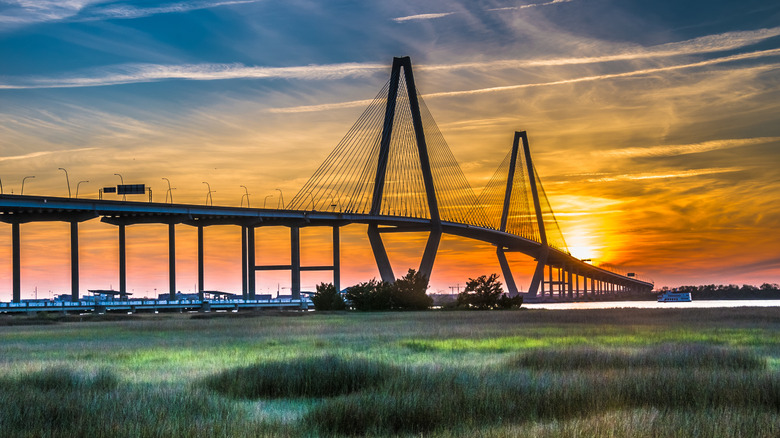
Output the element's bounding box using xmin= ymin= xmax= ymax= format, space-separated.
xmin=368 ymin=56 xmax=441 ymax=283
xmin=495 ymin=131 xmax=549 ymax=297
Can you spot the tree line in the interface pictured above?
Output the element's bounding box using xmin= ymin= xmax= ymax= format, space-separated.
xmin=660 ymin=283 xmax=780 ymax=300
xmin=311 ymin=270 xmax=523 ymax=311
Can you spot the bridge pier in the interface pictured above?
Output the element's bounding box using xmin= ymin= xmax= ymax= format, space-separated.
xmin=241 ymin=226 xmax=247 ymax=299
xmin=198 ymin=225 xmax=204 ymax=300
xmin=247 ymin=225 xmax=256 ymax=299
xmin=496 ymin=247 xmax=519 ymax=296
xmin=70 ymin=221 xmax=79 ymax=301
xmin=333 ymin=226 xmax=341 ymax=292
xmin=367 ymin=224 xmax=395 ymax=283
xmin=119 ymin=224 xmax=127 ymax=298
xmin=168 ymin=223 xmax=176 ymax=300
xmin=12 ymin=222 xmax=20 ymax=303
xmin=291 ymin=226 xmax=301 ymax=299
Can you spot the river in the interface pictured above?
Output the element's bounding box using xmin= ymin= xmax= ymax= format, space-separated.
xmin=522 ymin=300 xmax=780 ymax=310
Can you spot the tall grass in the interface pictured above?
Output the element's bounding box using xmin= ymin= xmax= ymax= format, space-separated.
xmin=1 ymin=309 xmax=780 ymax=436
xmin=203 ymin=354 xmax=392 ymax=398
xmin=509 ymin=344 xmax=766 ymax=370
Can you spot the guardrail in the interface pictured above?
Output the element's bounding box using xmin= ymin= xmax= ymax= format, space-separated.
xmin=0 ymin=298 xmax=309 ymax=313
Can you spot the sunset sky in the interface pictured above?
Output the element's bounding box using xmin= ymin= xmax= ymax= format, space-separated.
xmin=1 ymin=0 xmax=778 ymax=300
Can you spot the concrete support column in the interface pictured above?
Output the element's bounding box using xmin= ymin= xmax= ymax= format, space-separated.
xmin=575 ymin=273 xmax=580 ymax=298
xmin=168 ymin=223 xmax=176 ymax=300
xmin=12 ymin=222 xmax=20 ymax=303
xmin=70 ymin=221 xmax=79 ymax=302
xmin=291 ymin=226 xmax=301 ymax=300
xmin=567 ymin=266 xmax=573 ymax=299
xmin=247 ymin=226 xmax=255 ymax=299
xmin=548 ymin=265 xmax=553 ymax=298
xmin=197 ymin=225 xmax=204 ymax=300
xmin=119 ymin=224 xmax=126 ymax=296
xmin=332 ymin=226 xmax=341 ymax=292
xmin=241 ymin=226 xmax=247 ymax=299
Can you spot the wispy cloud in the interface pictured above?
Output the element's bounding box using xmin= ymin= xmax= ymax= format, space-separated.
xmin=488 ymin=0 xmax=574 ymax=12
xmin=392 ymin=12 xmax=456 ymax=23
xmin=0 ymin=147 xmax=98 ymax=162
xmin=601 ymin=137 xmax=780 ymax=158
xmin=0 ymin=0 xmax=259 ymax=27
xmin=81 ymin=0 xmax=260 ymax=21
xmin=0 ymin=62 xmax=385 ymax=89
xmin=417 ymin=27 xmax=780 ymax=69
xmin=586 ymin=167 xmax=746 ymax=183
xmin=270 ymin=49 xmax=780 ymax=113
xmin=1 ymin=27 xmax=778 ymax=93
xmin=393 ymin=0 xmax=574 ymax=22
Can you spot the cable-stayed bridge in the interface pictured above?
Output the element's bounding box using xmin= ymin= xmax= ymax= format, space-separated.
xmin=0 ymin=57 xmax=652 ymax=311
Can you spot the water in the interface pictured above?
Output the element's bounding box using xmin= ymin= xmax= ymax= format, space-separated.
xmin=523 ymin=300 xmax=780 ymax=310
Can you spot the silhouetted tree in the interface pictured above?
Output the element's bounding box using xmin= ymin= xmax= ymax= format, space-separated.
xmin=457 ymin=274 xmax=506 ymax=309
xmin=391 ymin=269 xmax=432 ymax=310
xmin=345 ymin=279 xmax=392 ymax=311
xmin=311 ymin=282 xmax=346 ymax=311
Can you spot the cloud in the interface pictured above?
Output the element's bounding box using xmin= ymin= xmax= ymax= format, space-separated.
xmin=0 ymin=0 xmax=260 ymax=27
xmin=269 ymin=49 xmax=780 ymax=113
xmin=417 ymin=27 xmax=780 ymax=69
xmin=600 ymin=137 xmax=780 ymax=158
xmin=0 ymin=147 xmax=98 ymax=162
xmin=81 ymin=0 xmax=261 ymax=21
xmin=392 ymin=12 xmax=456 ymax=23
xmin=0 ymin=62 xmax=385 ymax=89
xmin=585 ymin=167 xmax=746 ymax=183
xmin=393 ymin=0 xmax=574 ymax=22
xmin=487 ymin=0 xmax=574 ymax=12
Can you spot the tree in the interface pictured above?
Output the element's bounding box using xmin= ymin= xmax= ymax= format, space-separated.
xmin=311 ymin=282 xmax=346 ymax=311
xmin=391 ymin=269 xmax=433 ymax=310
xmin=344 ymin=279 xmax=392 ymax=311
xmin=457 ymin=274 xmax=514 ymax=310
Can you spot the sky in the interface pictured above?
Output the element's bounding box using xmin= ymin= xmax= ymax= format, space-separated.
xmin=0 ymin=0 xmax=778 ymax=300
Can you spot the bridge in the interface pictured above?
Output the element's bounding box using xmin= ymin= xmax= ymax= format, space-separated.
xmin=0 ymin=56 xmax=652 ymax=311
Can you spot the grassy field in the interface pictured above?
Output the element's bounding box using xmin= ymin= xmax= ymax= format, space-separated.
xmin=1 ymin=308 xmax=779 ymax=437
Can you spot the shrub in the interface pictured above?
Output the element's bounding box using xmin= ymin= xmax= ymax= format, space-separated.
xmin=391 ymin=269 xmax=432 ymax=310
xmin=311 ymin=282 xmax=346 ymax=311
xmin=345 ymin=279 xmax=393 ymax=311
xmin=457 ymin=273 xmax=518 ymax=309
xmin=203 ymin=355 xmax=392 ymax=398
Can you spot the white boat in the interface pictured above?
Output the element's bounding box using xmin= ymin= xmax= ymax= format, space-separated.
xmin=657 ymin=291 xmax=692 ymax=302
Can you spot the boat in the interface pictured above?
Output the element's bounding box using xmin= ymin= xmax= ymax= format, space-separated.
xmin=657 ymin=290 xmax=692 ymax=302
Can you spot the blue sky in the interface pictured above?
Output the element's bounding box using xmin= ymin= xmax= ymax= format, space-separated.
xmin=0 ymin=0 xmax=779 ymax=297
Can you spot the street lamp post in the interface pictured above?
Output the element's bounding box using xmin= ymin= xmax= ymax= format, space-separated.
xmin=275 ymin=188 xmax=284 ymax=209
xmin=240 ymin=185 xmax=250 ymax=208
xmin=263 ymin=194 xmax=273 ymax=208
xmin=58 ymin=168 xmax=71 ymax=198
xmin=76 ymin=181 xmax=89 ymax=198
xmin=162 ymin=178 xmax=173 ymax=204
xmin=203 ymin=182 xmax=214 ymax=206
xmin=114 ymin=173 xmax=125 ymax=200
xmin=21 ymin=176 xmax=35 ymax=195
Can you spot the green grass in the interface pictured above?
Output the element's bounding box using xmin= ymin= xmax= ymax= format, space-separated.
xmin=1 ymin=308 xmax=779 ymax=436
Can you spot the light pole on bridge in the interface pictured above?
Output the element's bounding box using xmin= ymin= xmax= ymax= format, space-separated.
xmin=21 ymin=176 xmax=35 ymax=195
xmin=58 ymin=168 xmax=71 ymax=198
xmin=263 ymin=194 xmax=273 ymax=208
xmin=76 ymin=181 xmax=89 ymax=198
xmin=240 ymin=185 xmax=250 ymax=208
xmin=162 ymin=178 xmax=174 ymax=204
xmin=203 ymin=182 xmax=214 ymax=206
xmin=275 ymin=188 xmax=284 ymax=209
xmin=114 ymin=173 xmax=125 ymax=200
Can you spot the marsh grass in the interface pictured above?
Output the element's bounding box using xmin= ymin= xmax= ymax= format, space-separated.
xmin=509 ymin=344 xmax=766 ymax=370
xmin=1 ymin=309 xmax=779 ymax=436
xmin=203 ymin=355 xmax=393 ymax=398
